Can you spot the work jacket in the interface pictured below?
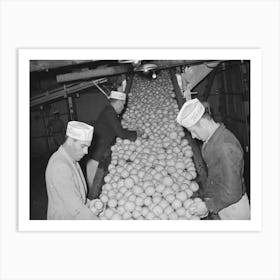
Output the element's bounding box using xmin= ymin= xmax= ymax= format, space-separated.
xmin=45 ymin=146 xmax=97 ymax=220
xmin=201 ymin=124 xmax=246 ymax=214
xmin=90 ymin=104 xmax=137 ymax=162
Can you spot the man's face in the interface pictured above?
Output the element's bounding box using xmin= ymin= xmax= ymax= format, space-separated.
xmin=187 ymin=120 xmax=208 ymax=141
xmin=70 ymin=139 xmax=91 ymax=161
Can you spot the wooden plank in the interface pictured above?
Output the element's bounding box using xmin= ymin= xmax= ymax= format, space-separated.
xmin=56 ymin=61 xmax=221 ymax=83
xmin=202 ymin=63 xmax=220 ymax=101
xmin=152 ymin=60 xmax=217 ymax=70
xmin=169 ymin=68 xmax=185 ymax=108
xmin=169 ymin=69 xmax=207 ymax=188
xmin=125 ymin=73 xmax=135 ymax=94
xmin=30 ymin=79 xmax=107 ymax=108
xmin=56 ymin=65 xmax=133 ymax=83
xmin=30 ymin=60 xmax=94 ymax=72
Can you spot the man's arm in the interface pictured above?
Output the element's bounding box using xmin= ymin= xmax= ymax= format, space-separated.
xmin=204 ymin=144 xmax=244 ymax=213
xmin=107 ymin=108 xmax=137 ymax=141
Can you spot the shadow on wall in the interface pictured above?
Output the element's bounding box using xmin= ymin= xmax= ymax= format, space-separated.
xmin=30 ymin=156 xmax=49 ymax=220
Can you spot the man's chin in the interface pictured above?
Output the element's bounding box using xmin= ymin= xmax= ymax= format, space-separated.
xmin=76 ymin=155 xmax=84 ymax=161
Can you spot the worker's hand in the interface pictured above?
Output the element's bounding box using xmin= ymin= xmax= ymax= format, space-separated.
xmin=136 ymin=128 xmax=145 ymax=137
xmin=86 ymin=198 xmax=93 ymax=208
xmin=189 ymin=200 xmax=209 ymax=218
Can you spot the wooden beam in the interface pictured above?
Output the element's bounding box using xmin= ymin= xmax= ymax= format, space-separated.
xmin=152 ymin=60 xmax=220 ymax=70
xmin=56 ymin=61 xmax=220 ymax=83
xmin=169 ymin=68 xmax=185 ymax=108
xmin=201 ymin=63 xmax=220 ymax=101
xmin=169 ymin=69 xmax=208 ymax=188
xmin=56 ymin=65 xmax=133 ymax=83
xmin=125 ymin=73 xmax=135 ymax=94
xmin=154 ymin=60 xmax=199 ymax=67
xmin=30 ymin=60 xmax=94 ymax=72
xmin=30 ymin=79 xmax=107 ymax=108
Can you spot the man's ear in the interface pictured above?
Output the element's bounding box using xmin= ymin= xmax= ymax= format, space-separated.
xmin=199 ymin=117 xmax=208 ymax=129
xmin=66 ymin=137 xmax=74 ymax=145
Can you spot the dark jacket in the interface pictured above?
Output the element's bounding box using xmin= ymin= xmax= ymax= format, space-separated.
xmin=201 ymin=124 xmax=246 ymax=213
xmin=90 ymin=105 xmax=137 ymax=162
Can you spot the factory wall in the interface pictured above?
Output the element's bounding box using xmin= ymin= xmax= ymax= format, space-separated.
xmin=30 ymin=88 xmax=109 ymax=157
xmin=193 ymin=61 xmax=250 ymax=151
xmin=30 ymin=99 xmax=68 ymax=157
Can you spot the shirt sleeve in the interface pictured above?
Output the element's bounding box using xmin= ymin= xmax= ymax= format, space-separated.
xmin=204 ymin=143 xmax=244 ymax=213
xmin=49 ymin=162 xmax=98 ymax=220
xmin=107 ymin=108 xmax=137 ymax=141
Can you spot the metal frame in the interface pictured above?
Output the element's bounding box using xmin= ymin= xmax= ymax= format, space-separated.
xmin=30 ymin=78 xmax=107 ymax=108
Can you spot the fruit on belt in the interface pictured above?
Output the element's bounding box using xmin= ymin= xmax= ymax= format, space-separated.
xmin=90 ymin=71 xmax=203 ymax=220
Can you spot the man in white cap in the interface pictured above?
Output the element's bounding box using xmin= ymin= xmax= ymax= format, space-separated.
xmin=45 ymin=121 xmax=98 ymax=220
xmin=86 ymin=90 xmax=143 ymax=199
xmin=176 ymin=98 xmax=250 ymax=220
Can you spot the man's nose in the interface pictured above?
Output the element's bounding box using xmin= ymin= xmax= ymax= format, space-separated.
xmin=83 ymin=147 xmax=88 ymax=154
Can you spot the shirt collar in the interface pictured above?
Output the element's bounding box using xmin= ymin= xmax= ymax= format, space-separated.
xmin=205 ymin=123 xmax=220 ymax=144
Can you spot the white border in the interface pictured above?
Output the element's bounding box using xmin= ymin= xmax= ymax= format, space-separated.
xmin=19 ymin=49 xmax=262 ymax=232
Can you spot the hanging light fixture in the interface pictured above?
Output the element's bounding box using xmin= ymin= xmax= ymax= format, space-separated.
xmin=135 ymin=63 xmax=158 ymax=72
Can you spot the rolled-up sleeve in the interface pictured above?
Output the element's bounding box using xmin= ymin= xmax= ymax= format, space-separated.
xmin=107 ymin=110 xmax=137 ymax=141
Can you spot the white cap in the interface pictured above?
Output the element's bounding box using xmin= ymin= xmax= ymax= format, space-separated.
xmin=176 ymin=98 xmax=205 ymax=128
xmin=66 ymin=121 xmax=94 ymax=142
xmin=110 ymin=90 xmax=126 ymax=101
